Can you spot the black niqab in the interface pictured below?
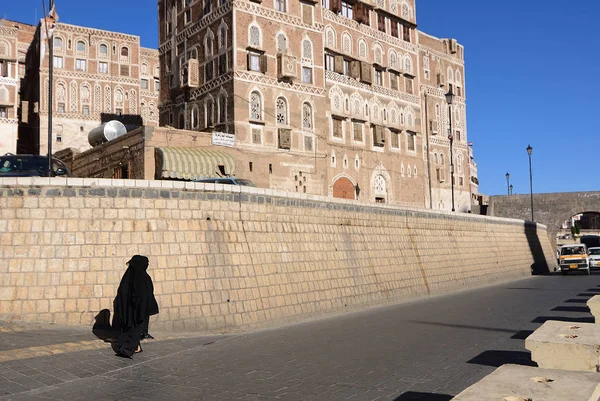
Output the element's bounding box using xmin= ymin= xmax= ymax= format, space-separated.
xmin=114 ymin=255 xmax=159 ymax=332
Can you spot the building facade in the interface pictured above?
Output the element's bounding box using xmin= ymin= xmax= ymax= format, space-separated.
xmin=157 ymin=0 xmax=478 ymax=210
xmin=18 ymin=22 xmax=160 ymax=155
xmin=0 ymin=20 xmax=36 ymax=156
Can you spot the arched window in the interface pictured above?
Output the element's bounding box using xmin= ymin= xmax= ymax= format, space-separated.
xmin=191 ymin=105 xmax=199 ymax=129
xmin=440 ymin=153 xmax=445 ymax=165
xmin=358 ymin=40 xmax=367 ymax=59
xmin=457 ymin=154 xmax=463 ymax=174
xmin=373 ymin=45 xmax=382 ymax=65
xmin=0 ymin=41 xmax=9 ymax=57
xmin=435 ymin=104 xmax=440 ymax=119
xmin=389 ymin=50 xmax=397 ymax=69
xmin=218 ymin=94 xmax=226 ymax=124
xmin=189 ymin=48 xmax=197 ymax=60
xmin=205 ymin=31 xmax=214 ymax=57
xmin=404 ymin=55 xmax=413 ymax=75
xmin=325 ymin=27 xmax=336 ymax=49
xmin=249 ymin=25 xmax=261 ymax=48
xmin=302 ymin=102 xmax=312 ymax=130
xmin=205 ymin=97 xmax=214 ymax=127
xmin=342 ymin=33 xmax=352 ymax=55
xmin=178 ymin=112 xmax=185 ymax=129
xmin=76 ymin=41 xmax=86 ymax=53
xmin=80 ymin=85 xmax=90 ymax=102
xmin=434 ymin=152 xmax=438 ymax=165
xmin=54 ymin=37 xmax=63 ymax=49
xmin=121 ymin=47 xmax=129 ymax=58
xmin=276 ymin=97 xmax=287 ymax=125
xmin=277 ymin=33 xmax=288 ymax=53
xmin=141 ymin=63 xmax=149 ymax=75
xmin=456 ymin=70 xmax=462 ymax=86
xmin=249 ymin=91 xmax=261 ymax=120
xmin=218 ymin=26 xmax=227 ymax=51
xmin=447 ymin=67 xmax=454 ymax=83
xmin=98 ymin=43 xmax=108 ymax=56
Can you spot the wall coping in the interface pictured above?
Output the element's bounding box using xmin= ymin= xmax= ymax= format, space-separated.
xmin=0 ymin=177 xmax=546 ymax=229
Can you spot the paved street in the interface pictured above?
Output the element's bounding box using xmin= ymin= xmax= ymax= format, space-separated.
xmin=1 ymin=273 xmax=600 ymax=401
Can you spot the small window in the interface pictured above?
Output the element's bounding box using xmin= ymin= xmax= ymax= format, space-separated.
xmin=53 ymin=56 xmax=63 ymax=69
xmin=407 ymin=132 xmax=416 ymax=151
xmin=325 ymin=54 xmax=335 ymax=71
xmin=154 ymin=79 xmax=160 ymax=92
xmin=121 ymin=47 xmax=129 ymax=58
xmin=332 ymin=118 xmax=343 ymax=138
xmin=252 ymin=128 xmax=262 ymax=144
xmin=0 ymin=107 xmax=8 ymax=118
xmin=353 ymin=122 xmax=363 ymax=142
xmin=57 ymin=103 xmax=65 ymax=113
xmin=82 ymin=105 xmax=90 ymax=116
xmin=377 ymin=14 xmax=386 ymax=33
xmin=99 ymin=44 xmax=108 ymax=56
xmin=54 ymin=37 xmax=63 ymax=49
xmin=141 ymin=79 xmax=149 ymax=90
xmin=275 ymin=0 xmax=286 ymax=12
xmin=301 ymin=67 xmax=313 ymax=84
xmin=390 ymin=130 xmax=399 ymax=148
xmin=389 ymin=72 xmax=398 ymax=90
xmin=341 ymin=1 xmax=353 ymax=18
xmin=75 ymin=59 xmax=86 ymax=71
xmin=99 ymin=62 xmax=108 ymax=74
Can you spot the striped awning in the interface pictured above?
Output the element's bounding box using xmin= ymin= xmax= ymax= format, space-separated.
xmin=155 ymin=147 xmax=236 ymax=180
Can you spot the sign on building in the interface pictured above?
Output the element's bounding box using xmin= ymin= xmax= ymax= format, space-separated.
xmin=212 ymin=132 xmax=235 ymax=148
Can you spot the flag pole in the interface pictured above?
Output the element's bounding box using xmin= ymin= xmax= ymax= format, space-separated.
xmin=47 ymin=0 xmax=54 ymax=175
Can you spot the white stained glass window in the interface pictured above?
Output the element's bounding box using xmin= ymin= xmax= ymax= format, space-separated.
xmin=302 ymin=40 xmax=313 ymax=60
xmin=250 ymin=91 xmax=261 ymax=120
xmin=76 ymin=41 xmax=86 ymax=52
xmin=302 ymin=103 xmax=312 ymax=130
xmin=276 ymin=97 xmax=287 ymax=125
xmin=249 ymin=25 xmax=260 ymax=47
xmin=53 ymin=56 xmax=63 ymax=69
xmin=277 ymin=33 xmax=288 ymax=53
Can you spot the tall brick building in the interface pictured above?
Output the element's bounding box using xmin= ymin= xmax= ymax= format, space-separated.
xmin=17 ymin=22 xmax=160 ymax=155
xmin=0 ymin=19 xmax=36 ymax=156
xmin=157 ymin=0 xmax=477 ymax=210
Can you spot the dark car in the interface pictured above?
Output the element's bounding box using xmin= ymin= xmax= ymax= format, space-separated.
xmin=193 ymin=177 xmax=256 ymax=187
xmin=0 ymin=154 xmax=71 ymax=177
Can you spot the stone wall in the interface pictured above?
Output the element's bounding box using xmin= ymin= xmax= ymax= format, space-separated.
xmin=0 ymin=178 xmax=556 ymax=332
xmin=488 ymin=192 xmax=600 ymax=247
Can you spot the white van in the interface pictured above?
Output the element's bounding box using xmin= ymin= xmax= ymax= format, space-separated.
xmin=558 ymin=244 xmax=590 ymax=275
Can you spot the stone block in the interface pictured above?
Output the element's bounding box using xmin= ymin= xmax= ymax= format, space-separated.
xmin=453 ymin=364 xmax=600 ymax=401
xmin=587 ymin=295 xmax=600 ymax=323
xmin=526 ymin=320 xmax=600 ymax=372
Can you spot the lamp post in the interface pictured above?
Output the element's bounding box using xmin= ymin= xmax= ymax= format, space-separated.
xmin=509 ymin=184 xmax=513 ymax=195
xmin=527 ymin=144 xmax=534 ymax=222
xmin=445 ymin=88 xmax=455 ymax=212
xmin=505 ymin=172 xmax=510 ymax=195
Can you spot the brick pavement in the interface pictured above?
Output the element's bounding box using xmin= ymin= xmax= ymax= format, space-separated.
xmin=1 ymin=274 xmax=600 ymax=401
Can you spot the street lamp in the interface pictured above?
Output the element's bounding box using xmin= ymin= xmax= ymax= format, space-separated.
xmin=509 ymin=184 xmax=514 ymax=195
xmin=445 ymin=88 xmax=455 ymax=212
xmin=526 ymin=144 xmax=534 ymax=222
xmin=505 ymin=172 xmax=510 ymax=195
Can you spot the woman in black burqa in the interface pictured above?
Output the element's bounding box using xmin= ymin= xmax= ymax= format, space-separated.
xmin=113 ymin=255 xmax=159 ymax=358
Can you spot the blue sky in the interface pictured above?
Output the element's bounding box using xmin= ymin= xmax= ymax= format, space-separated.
xmin=3 ymin=1 xmax=599 ymax=196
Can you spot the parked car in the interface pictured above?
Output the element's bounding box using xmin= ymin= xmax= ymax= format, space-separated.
xmin=193 ymin=177 xmax=256 ymax=187
xmin=589 ymin=247 xmax=600 ymax=269
xmin=0 ymin=154 xmax=70 ymax=177
xmin=558 ymin=244 xmax=590 ymax=275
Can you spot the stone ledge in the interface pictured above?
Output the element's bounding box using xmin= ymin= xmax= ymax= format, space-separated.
xmin=0 ymin=177 xmax=547 ymax=228
xmin=587 ymin=295 xmax=600 ymax=323
xmin=525 ymin=320 xmax=600 ymax=372
xmin=453 ymin=364 xmax=600 ymax=401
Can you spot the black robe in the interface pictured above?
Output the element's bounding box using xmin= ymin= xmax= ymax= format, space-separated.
xmin=113 ymin=255 xmax=159 ymax=357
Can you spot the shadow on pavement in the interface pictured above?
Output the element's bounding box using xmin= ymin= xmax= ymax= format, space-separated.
xmin=467 ymin=350 xmax=536 ymax=368
xmin=92 ymin=309 xmax=117 ymax=343
xmin=525 ymin=222 xmax=550 ymax=275
xmin=586 ymin=288 xmax=600 ymax=292
xmin=405 ymin=320 xmax=516 ymax=334
xmin=578 ymin=293 xmax=598 ymax=297
xmin=565 ymin=298 xmax=589 ymax=304
xmin=532 ymin=316 xmax=594 ymax=324
xmin=393 ymin=392 xmax=453 ymax=401
xmin=551 ymin=306 xmax=590 ymax=313
xmin=510 ymin=330 xmax=534 ymax=340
